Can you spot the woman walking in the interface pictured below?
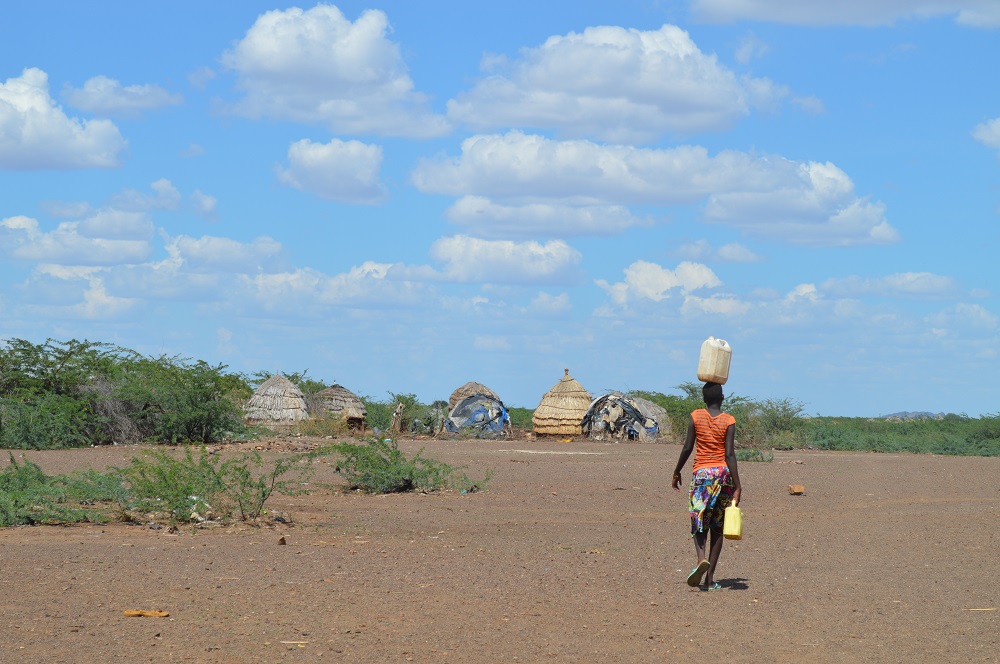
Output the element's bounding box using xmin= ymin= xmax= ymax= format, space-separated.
xmin=671 ymin=382 xmax=742 ymax=590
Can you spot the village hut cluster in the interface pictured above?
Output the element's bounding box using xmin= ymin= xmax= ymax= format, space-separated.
xmin=243 ymin=369 xmax=671 ymax=442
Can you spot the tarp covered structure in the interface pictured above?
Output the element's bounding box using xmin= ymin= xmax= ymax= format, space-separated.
xmin=448 ymin=381 xmax=501 ymax=411
xmin=444 ymin=392 xmax=511 ymax=438
xmin=581 ymin=392 xmax=667 ymax=442
xmin=532 ymin=369 xmax=591 ymax=436
xmin=630 ymin=395 xmax=672 ymax=438
xmin=244 ymin=374 xmax=309 ymax=423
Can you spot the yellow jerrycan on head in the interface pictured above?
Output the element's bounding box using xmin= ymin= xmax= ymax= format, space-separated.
xmin=697 ymin=336 xmax=731 ymax=385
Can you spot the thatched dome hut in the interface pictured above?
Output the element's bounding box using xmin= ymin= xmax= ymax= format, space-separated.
xmin=312 ymin=383 xmax=366 ymax=423
xmin=244 ymin=374 xmax=309 ymax=423
xmin=448 ymin=381 xmax=501 ymax=411
xmin=532 ymin=369 xmax=592 ymax=436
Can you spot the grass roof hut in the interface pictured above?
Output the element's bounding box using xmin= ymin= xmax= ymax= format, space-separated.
xmin=244 ymin=374 xmax=309 ymax=423
xmin=532 ymin=369 xmax=592 ymax=437
xmin=449 ymin=381 xmax=502 ymax=411
xmin=311 ymin=383 xmax=367 ymax=429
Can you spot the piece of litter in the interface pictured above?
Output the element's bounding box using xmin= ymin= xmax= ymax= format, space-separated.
xmin=963 ymin=608 xmax=997 ymax=611
xmin=123 ymin=610 xmax=169 ymax=618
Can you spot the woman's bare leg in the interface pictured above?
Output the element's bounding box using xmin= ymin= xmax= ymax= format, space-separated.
xmin=693 ymin=530 xmax=708 ymax=563
xmin=704 ymin=527 xmax=725 ymax=585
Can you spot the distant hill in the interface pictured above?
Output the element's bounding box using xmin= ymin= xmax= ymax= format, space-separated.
xmin=883 ymin=411 xmax=948 ymax=420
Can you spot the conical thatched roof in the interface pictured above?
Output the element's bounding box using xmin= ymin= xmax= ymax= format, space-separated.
xmin=532 ymin=369 xmax=592 ymax=436
xmin=313 ymin=383 xmax=366 ymax=421
xmin=449 ymin=381 xmax=501 ymax=411
xmin=244 ymin=374 xmax=309 ymax=423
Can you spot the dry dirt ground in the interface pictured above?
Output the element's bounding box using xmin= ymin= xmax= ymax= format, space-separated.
xmin=0 ymin=437 xmax=997 ymax=663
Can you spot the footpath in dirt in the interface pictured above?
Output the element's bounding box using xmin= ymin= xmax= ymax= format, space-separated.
xmin=0 ymin=438 xmax=997 ymax=663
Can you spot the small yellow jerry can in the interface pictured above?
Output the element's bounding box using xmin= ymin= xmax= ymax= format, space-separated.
xmin=723 ymin=505 xmax=742 ymax=540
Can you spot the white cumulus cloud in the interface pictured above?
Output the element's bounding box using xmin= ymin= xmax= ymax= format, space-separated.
xmin=63 ymin=76 xmax=182 ymax=115
xmin=926 ymin=303 xmax=999 ymax=331
xmin=0 ymin=68 xmax=126 ymax=170
xmin=704 ymin=160 xmax=899 ymax=246
xmin=596 ymin=260 xmax=722 ymax=305
xmin=691 ymin=0 xmax=1000 ymax=28
xmin=165 ymin=234 xmax=283 ymax=273
xmin=445 ymin=196 xmax=650 ymax=238
xmin=222 ymin=5 xmax=448 ymax=137
xmin=109 ymin=178 xmax=182 ymax=212
xmin=276 ymin=138 xmax=386 ymax=204
xmin=1 ymin=213 xmax=153 ymax=266
xmin=241 ymin=261 xmax=430 ymax=313
xmin=430 ymin=235 xmax=582 ymax=285
xmin=413 ymin=131 xmax=896 ymax=246
xmin=675 ymin=239 xmax=762 ymax=263
xmin=681 ymin=293 xmax=751 ymax=316
xmin=973 ymin=117 xmax=1000 ymax=154
xmin=190 ymin=190 xmax=218 ymax=220
xmin=448 ymin=24 xmax=787 ymax=142
xmin=822 ymin=272 xmax=958 ymax=298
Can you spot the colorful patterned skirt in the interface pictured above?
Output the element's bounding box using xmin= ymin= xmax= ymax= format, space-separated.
xmin=688 ymin=466 xmax=735 ymax=535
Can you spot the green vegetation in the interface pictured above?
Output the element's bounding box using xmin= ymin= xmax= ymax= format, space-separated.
xmin=3 ymin=336 xmax=998 ymax=457
xmin=0 ymin=437 xmax=490 ymax=527
xmin=0 ymin=455 xmax=116 ymax=526
xmin=799 ymin=414 xmax=1000 ymax=456
xmin=357 ymin=393 xmax=448 ymax=435
xmin=634 ymin=383 xmax=1000 ymax=457
xmin=736 ymin=447 xmax=774 ymax=463
xmin=507 ymin=406 xmax=535 ymax=432
xmin=0 ymin=448 xmax=309 ymax=527
xmin=0 ymin=338 xmax=249 ymax=448
xmin=119 ymin=447 xmax=309 ymax=523
xmin=320 ymin=436 xmax=489 ymax=494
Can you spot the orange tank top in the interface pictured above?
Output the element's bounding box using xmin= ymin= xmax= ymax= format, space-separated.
xmin=691 ymin=409 xmax=735 ymax=471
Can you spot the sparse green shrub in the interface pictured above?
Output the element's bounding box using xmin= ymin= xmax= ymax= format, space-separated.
xmin=799 ymin=415 xmax=999 ymax=456
xmin=111 ymin=356 xmax=248 ymax=444
xmin=0 ymin=455 xmax=111 ymax=526
xmin=630 ymin=387 xmax=701 ymax=439
xmin=118 ymin=448 xmax=226 ymax=522
xmin=118 ymin=447 xmax=309 ymax=523
xmin=293 ymin=415 xmax=353 ymax=438
xmin=358 ymin=393 xmax=446 ymax=434
xmin=768 ymin=430 xmax=805 ymax=450
xmin=507 ymin=407 xmax=534 ymax=432
xmin=360 ymin=395 xmax=394 ymax=432
xmin=0 ymin=393 xmax=91 ymax=449
xmin=323 ymin=436 xmax=489 ymax=494
xmin=736 ymin=448 xmax=774 ymax=462
xmin=726 ymin=396 xmax=805 ymax=448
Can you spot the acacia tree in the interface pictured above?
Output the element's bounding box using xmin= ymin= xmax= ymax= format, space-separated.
xmin=0 ymin=338 xmax=250 ymax=448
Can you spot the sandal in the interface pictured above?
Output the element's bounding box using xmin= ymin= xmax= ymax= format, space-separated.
xmin=686 ymin=560 xmax=710 ymax=587
xmin=704 ymin=582 xmax=722 ymax=591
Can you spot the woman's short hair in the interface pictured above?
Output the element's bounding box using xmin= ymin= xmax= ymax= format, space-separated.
xmin=702 ymin=382 xmax=724 ymax=405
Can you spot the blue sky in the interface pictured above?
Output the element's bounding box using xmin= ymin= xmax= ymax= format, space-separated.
xmin=1 ymin=1 xmax=998 ymax=417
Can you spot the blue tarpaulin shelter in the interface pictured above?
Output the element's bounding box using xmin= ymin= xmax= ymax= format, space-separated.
xmin=444 ymin=393 xmax=511 ymax=438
